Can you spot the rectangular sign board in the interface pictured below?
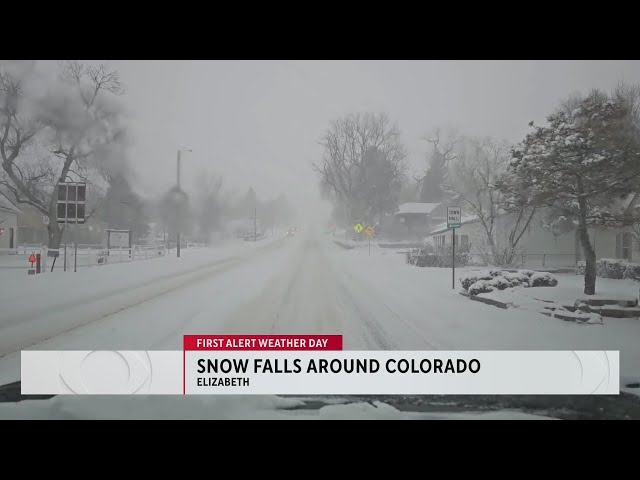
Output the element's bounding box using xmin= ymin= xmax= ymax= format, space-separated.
xmin=107 ymin=229 xmax=131 ymax=249
xmin=447 ymin=206 xmax=461 ymax=229
xmin=57 ymin=182 xmax=87 ymax=224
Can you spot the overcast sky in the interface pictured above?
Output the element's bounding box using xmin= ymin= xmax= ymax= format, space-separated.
xmin=109 ymin=60 xmax=640 ymax=208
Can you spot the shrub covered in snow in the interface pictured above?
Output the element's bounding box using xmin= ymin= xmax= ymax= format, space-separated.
xmin=466 ymin=275 xmax=521 ymax=294
xmin=530 ymin=271 xmax=558 ymax=287
xmin=623 ymin=263 xmax=640 ymax=282
xmin=503 ymin=272 xmax=530 ymax=287
xmin=597 ymin=259 xmax=626 ymax=279
xmin=468 ymin=280 xmax=495 ymax=296
xmin=460 ymin=269 xmax=558 ymax=291
xmin=489 ymin=275 xmax=513 ymax=290
xmin=577 ymin=258 xmax=640 ymax=281
xmin=459 ymin=270 xmax=502 ymax=290
xmin=406 ymin=244 xmax=470 ymax=268
xmin=518 ymin=269 xmax=536 ymax=278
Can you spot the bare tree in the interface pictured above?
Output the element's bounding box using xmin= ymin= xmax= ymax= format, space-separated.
xmin=448 ymin=136 xmax=536 ymax=266
xmin=0 ymin=61 xmax=127 ymax=252
xmin=193 ymin=171 xmax=226 ymax=241
xmin=0 ymin=67 xmax=47 ymax=212
xmin=313 ymin=112 xmax=406 ymax=226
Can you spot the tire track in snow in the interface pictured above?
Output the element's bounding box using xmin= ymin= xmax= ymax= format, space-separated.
xmin=215 ymin=235 xmax=319 ymax=335
xmin=323 ymin=242 xmax=443 ymax=351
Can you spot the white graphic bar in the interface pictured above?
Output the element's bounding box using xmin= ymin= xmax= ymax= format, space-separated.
xmin=21 ymin=350 xmax=619 ymax=395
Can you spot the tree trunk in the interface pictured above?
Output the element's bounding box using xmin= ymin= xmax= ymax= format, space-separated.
xmin=502 ymin=246 xmax=517 ymax=267
xmin=47 ymin=221 xmax=63 ymax=254
xmin=45 ymin=190 xmax=63 ymax=254
xmin=577 ymin=202 xmax=597 ymax=295
xmin=485 ymin=231 xmax=498 ymax=265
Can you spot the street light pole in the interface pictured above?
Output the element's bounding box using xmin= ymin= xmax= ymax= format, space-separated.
xmin=176 ymin=148 xmax=192 ymax=258
xmin=176 ymin=149 xmax=181 ymax=258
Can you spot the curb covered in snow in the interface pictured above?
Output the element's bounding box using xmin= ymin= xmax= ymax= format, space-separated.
xmin=460 ymin=291 xmax=509 ymax=309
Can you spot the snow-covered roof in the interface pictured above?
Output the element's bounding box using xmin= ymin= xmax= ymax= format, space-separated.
xmin=427 ymin=214 xmax=480 ymax=236
xmin=0 ymin=191 xmax=20 ymax=214
xmin=395 ymin=203 xmax=441 ymax=215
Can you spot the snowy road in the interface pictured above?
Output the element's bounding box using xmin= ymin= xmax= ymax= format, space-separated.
xmin=2 ymin=226 xmax=640 ymax=418
xmin=2 ymin=225 xmax=640 ymax=388
xmin=0 ymin=227 xmax=436 ymax=379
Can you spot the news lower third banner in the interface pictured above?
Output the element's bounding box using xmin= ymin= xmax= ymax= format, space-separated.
xmin=20 ymin=335 xmax=620 ymax=395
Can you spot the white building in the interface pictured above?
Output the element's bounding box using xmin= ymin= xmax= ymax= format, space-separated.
xmin=425 ymin=194 xmax=640 ymax=268
xmin=379 ymin=202 xmax=443 ymax=240
xmin=0 ymin=192 xmax=21 ymax=252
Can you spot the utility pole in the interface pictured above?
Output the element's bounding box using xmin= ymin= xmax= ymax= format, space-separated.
xmin=176 ymin=149 xmax=181 ymax=258
xmin=254 ymin=202 xmax=257 ymax=242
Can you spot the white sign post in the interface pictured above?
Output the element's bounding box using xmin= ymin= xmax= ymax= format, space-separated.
xmin=447 ymin=206 xmax=462 ymax=290
xmin=51 ymin=181 xmax=87 ymax=272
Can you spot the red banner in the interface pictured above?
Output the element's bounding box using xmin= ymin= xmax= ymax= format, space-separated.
xmin=183 ymin=335 xmax=343 ymax=351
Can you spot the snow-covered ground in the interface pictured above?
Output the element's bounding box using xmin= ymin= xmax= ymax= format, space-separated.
xmin=0 ymin=395 xmax=553 ymax=420
xmin=335 ymin=245 xmax=640 ymax=385
xmin=0 ymin=235 xmax=285 ymax=359
xmin=0 ymin=227 xmax=638 ymax=418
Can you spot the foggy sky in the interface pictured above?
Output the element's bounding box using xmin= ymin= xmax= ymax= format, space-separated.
xmin=109 ymin=60 xmax=640 ymax=209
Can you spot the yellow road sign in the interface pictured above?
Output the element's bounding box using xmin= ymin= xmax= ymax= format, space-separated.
xmin=353 ymin=223 xmax=363 ymax=233
xmin=365 ymin=226 xmax=374 ymax=237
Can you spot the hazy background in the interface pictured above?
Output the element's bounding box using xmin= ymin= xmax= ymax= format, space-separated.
xmin=109 ymin=60 xmax=640 ymax=212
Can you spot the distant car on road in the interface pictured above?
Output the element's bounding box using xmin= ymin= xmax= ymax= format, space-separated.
xmin=286 ymin=229 xmax=296 ymax=237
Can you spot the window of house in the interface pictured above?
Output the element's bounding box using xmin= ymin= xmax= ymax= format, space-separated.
xmin=623 ymin=232 xmax=632 ymax=261
xmin=617 ymin=232 xmax=633 ymax=261
xmin=461 ymin=235 xmax=469 ymax=247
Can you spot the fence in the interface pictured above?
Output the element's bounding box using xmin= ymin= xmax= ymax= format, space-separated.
xmin=69 ymin=244 xmax=167 ymax=268
xmin=186 ymin=242 xmax=210 ymax=249
xmin=16 ymin=243 xmax=46 ymax=255
xmin=1 ymin=243 xmax=175 ymax=272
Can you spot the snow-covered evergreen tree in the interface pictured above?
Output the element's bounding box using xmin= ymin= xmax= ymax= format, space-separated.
xmin=509 ymin=90 xmax=640 ymax=294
